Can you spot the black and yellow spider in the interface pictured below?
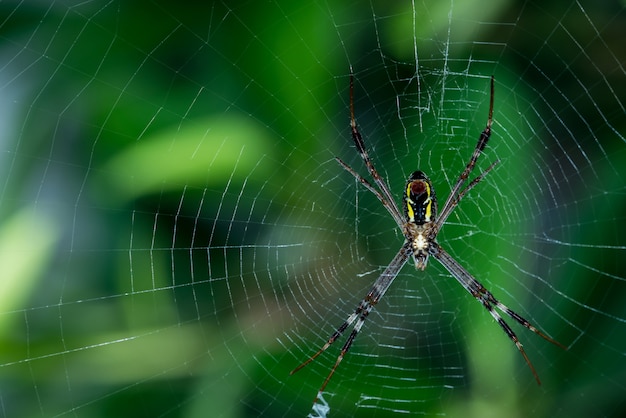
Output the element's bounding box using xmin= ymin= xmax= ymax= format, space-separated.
xmin=291 ymin=70 xmax=565 ymax=403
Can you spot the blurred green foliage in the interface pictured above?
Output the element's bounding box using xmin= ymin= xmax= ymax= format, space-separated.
xmin=0 ymin=1 xmax=625 ymax=417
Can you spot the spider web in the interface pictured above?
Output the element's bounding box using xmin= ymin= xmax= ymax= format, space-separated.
xmin=0 ymin=0 xmax=624 ymax=417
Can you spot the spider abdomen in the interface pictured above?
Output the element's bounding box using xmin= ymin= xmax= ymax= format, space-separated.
xmin=404 ymin=171 xmax=438 ymax=225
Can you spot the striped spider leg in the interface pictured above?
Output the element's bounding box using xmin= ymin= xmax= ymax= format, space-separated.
xmin=291 ymin=72 xmax=565 ymax=405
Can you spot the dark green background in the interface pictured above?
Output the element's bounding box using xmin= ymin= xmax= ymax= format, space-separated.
xmin=0 ymin=1 xmax=624 ymax=417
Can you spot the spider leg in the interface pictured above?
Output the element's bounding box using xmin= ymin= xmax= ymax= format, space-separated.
xmin=346 ymin=68 xmax=404 ymax=225
xmin=431 ymin=243 xmax=565 ymax=384
xmin=453 ymin=159 xmax=499 ymax=207
xmin=290 ymin=307 xmax=364 ymax=377
xmin=437 ymin=76 xmax=495 ymax=226
xmin=435 ymin=159 xmax=500 ymax=235
xmin=480 ymin=293 xmax=543 ymax=384
xmin=291 ymin=243 xmax=412 ymax=402
xmin=494 ymin=299 xmax=567 ymax=351
xmin=478 ymin=289 xmax=567 ymax=384
xmin=335 ymin=157 xmax=405 ymax=228
xmin=314 ymin=302 xmax=373 ymax=401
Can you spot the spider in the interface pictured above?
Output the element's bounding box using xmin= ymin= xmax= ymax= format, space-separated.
xmin=291 ymin=70 xmax=565 ymax=403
